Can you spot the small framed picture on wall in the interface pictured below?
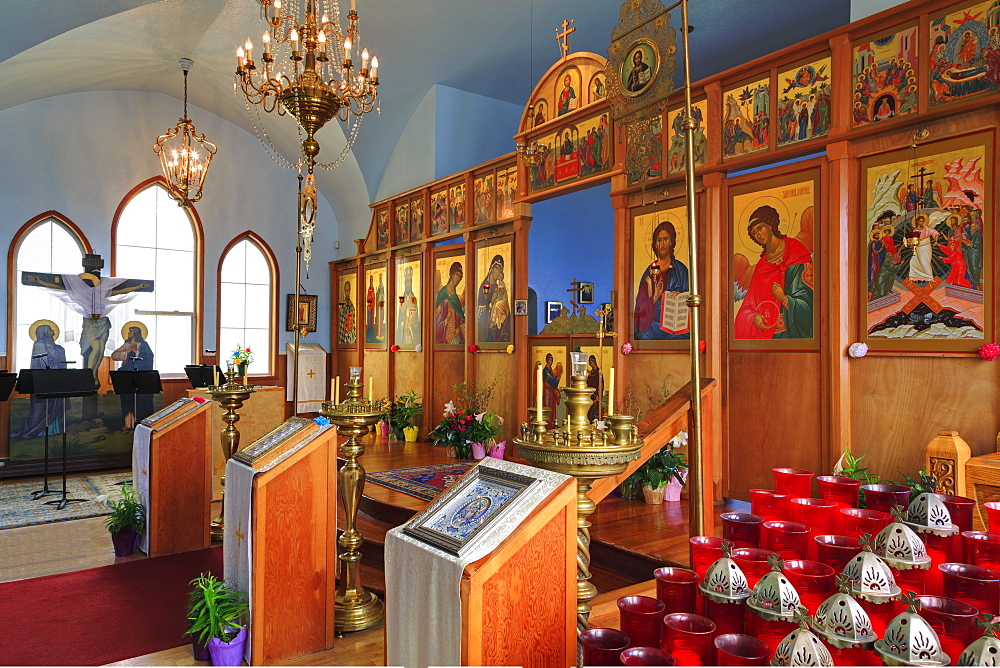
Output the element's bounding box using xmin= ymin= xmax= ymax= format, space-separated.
xmin=514 ymin=299 xmax=528 ymax=316
xmin=578 ymin=282 xmax=595 ymax=304
xmin=286 ymin=294 xmax=318 ymax=333
xmin=546 ymin=301 xmax=563 ymax=323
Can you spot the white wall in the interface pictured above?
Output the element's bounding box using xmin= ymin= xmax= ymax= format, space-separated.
xmin=0 ymin=90 xmax=336 ymax=359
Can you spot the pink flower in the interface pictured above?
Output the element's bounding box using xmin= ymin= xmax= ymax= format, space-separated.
xmin=621 ymin=342 xmax=633 ymax=355
xmin=980 ymin=343 xmax=1000 ymax=361
xmin=459 ymin=426 xmax=466 ymax=431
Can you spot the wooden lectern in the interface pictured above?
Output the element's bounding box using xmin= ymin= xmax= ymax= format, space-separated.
xmin=134 ymin=398 xmax=212 ymax=557
xmin=224 ymin=417 xmax=338 ymax=666
xmin=386 ymin=460 xmax=577 ymax=668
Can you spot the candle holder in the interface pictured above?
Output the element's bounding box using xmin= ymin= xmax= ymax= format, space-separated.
xmin=514 ymin=357 xmax=644 ymax=636
xmin=320 ymin=370 xmax=386 ymax=633
xmin=208 ymin=364 xmax=255 ymax=540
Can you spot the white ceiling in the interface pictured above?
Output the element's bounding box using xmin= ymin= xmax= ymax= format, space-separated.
xmin=1 ymin=0 xmax=851 ymax=226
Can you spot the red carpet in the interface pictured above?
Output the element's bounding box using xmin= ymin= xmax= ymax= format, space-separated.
xmin=367 ymin=462 xmax=474 ymax=501
xmin=0 ymin=546 xmax=223 ymax=666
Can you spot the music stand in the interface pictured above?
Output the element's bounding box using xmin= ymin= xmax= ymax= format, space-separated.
xmin=110 ymin=368 xmax=163 ymax=426
xmin=31 ymin=369 xmax=97 ymax=510
xmin=0 ymin=371 xmax=16 ymax=402
xmin=184 ymin=364 xmax=224 ymax=388
xmin=16 ymin=369 xmax=57 ymax=500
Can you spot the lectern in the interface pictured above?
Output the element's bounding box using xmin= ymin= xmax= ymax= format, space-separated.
xmin=224 ymin=417 xmax=339 ymax=666
xmin=385 ymin=458 xmax=578 ymax=668
xmin=132 ymin=398 xmax=212 ymax=556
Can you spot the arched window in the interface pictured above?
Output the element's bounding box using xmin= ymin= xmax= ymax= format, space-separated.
xmin=219 ymin=235 xmax=277 ymax=376
xmin=9 ymin=214 xmax=91 ymax=372
xmin=113 ymin=181 xmax=201 ymax=375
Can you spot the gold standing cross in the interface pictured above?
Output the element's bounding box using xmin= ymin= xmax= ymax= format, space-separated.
xmin=235 ymin=521 xmax=246 ymax=546
xmin=555 ymin=19 xmax=575 ymax=59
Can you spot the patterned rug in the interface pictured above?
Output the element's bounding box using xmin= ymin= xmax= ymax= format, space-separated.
xmin=0 ymin=472 xmax=130 ymax=530
xmin=367 ymin=462 xmax=475 ymax=501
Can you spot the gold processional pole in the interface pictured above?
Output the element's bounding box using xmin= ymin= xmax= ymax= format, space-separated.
xmin=208 ymin=365 xmax=255 ymax=539
xmin=680 ymin=0 xmax=706 ymax=536
xmin=291 ymin=170 xmax=304 ymax=416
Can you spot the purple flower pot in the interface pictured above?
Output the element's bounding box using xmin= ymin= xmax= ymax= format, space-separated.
xmin=192 ymin=637 xmax=210 ymax=662
xmin=208 ymin=626 xmax=246 ymax=667
xmin=111 ymin=526 xmax=138 ymax=557
xmin=471 ymin=442 xmax=487 ymax=460
xmin=488 ymin=440 xmax=506 ymax=459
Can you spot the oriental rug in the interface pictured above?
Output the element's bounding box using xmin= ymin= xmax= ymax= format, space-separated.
xmin=366 ymin=462 xmax=474 ymax=501
xmin=0 ymin=546 xmax=223 ymax=666
xmin=0 ymin=472 xmax=129 ymax=530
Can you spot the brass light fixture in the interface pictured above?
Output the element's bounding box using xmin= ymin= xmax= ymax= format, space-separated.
xmin=515 ymin=0 xmax=545 ymax=167
xmin=154 ymin=58 xmax=217 ymax=207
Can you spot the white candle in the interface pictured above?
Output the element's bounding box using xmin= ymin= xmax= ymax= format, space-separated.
xmin=608 ymin=366 xmax=615 ymax=416
xmin=351 ymin=0 xmax=356 ymax=12
xmin=334 ymin=376 xmax=340 ymax=404
xmin=213 ymin=366 xmax=218 ymax=387
xmin=369 ymin=376 xmax=373 ymax=403
xmin=536 ymin=363 xmax=543 ymax=416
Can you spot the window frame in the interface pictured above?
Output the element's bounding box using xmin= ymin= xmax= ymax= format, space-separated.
xmin=6 ymin=211 xmax=93 ymax=373
xmin=216 ymin=232 xmax=280 ymax=378
xmin=110 ymin=176 xmax=204 ymax=377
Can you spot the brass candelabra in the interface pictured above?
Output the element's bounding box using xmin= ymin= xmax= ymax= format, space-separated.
xmin=208 ymin=366 xmax=255 ymax=540
xmin=320 ymin=372 xmax=385 ymax=633
xmin=514 ymin=355 xmax=643 ymax=636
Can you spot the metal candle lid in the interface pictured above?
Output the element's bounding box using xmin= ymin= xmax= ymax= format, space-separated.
xmin=842 ymin=538 xmax=901 ymax=602
xmin=771 ymin=612 xmax=834 ymax=667
xmin=748 ymin=554 xmax=802 ymax=622
xmin=811 ymin=575 xmax=878 ymax=649
xmin=874 ymin=594 xmax=949 ymax=666
xmin=957 ymin=617 xmax=1000 ymax=666
xmin=699 ymin=542 xmax=750 ymax=604
xmin=874 ymin=516 xmax=932 ymax=570
xmin=905 ymin=494 xmax=959 ymax=537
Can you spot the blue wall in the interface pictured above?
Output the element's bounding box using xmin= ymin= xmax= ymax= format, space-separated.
xmin=528 ymin=185 xmax=614 ymax=333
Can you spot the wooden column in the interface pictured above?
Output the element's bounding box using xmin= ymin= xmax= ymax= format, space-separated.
xmin=826 ymin=141 xmax=853 ymax=469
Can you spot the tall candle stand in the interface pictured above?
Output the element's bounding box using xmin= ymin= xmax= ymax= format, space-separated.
xmin=514 ymin=353 xmax=644 ymax=637
xmin=320 ymin=372 xmax=386 ymax=633
xmin=208 ymin=365 xmax=255 ymax=540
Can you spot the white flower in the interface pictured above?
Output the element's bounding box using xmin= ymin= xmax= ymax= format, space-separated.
xmin=475 ymin=412 xmax=486 ymax=423
xmin=444 ymin=401 xmax=456 ymax=416
xmin=94 ymin=493 xmax=110 ymax=504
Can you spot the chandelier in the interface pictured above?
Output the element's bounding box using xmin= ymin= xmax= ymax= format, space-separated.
xmin=154 ymin=58 xmax=217 ymax=207
xmin=235 ymin=0 xmax=380 ymax=172
xmin=515 ymin=1 xmax=545 ymax=167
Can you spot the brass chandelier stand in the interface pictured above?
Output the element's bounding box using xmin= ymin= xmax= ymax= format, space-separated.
xmin=208 ymin=365 xmax=255 ymax=540
xmin=320 ymin=371 xmax=385 ymax=633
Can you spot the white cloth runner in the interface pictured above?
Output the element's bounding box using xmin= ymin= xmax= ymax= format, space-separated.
xmin=55 ymin=274 xmax=141 ymax=318
xmin=223 ymin=422 xmax=330 ymax=665
xmin=285 ymin=342 xmax=327 ymax=413
xmin=131 ymin=398 xmax=203 ymax=554
xmin=384 ymin=458 xmax=571 ymax=668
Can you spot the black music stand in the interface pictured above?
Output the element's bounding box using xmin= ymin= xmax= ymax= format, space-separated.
xmin=184 ymin=364 xmax=224 ymax=388
xmin=31 ymin=368 xmax=97 ymax=510
xmin=0 ymin=371 xmax=16 ymax=402
xmin=110 ymin=368 xmax=162 ymax=427
xmin=16 ymin=369 xmax=57 ymax=500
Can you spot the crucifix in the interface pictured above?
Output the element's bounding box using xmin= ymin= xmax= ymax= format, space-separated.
xmin=21 ymin=253 xmax=153 ymax=415
xmin=555 ymin=18 xmax=575 ymax=59
xmin=909 ymin=165 xmax=935 ymax=206
xmin=565 ymin=278 xmax=583 ymax=318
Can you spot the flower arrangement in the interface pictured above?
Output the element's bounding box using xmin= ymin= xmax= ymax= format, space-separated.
xmin=622 ymin=431 xmax=688 ymax=502
xmin=383 ymin=390 xmax=423 ymax=440
xmin=430 ymin=379 xmax=501 ymax=458
xmin=232 ymin=344 xmax=254 ymax=365
xmin=980 ymin=343 xmax=1000 ymax=361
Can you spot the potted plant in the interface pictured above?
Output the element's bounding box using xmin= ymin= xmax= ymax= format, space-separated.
xmin=430 ymin=380 xmax=499 ymax=458
xmin=385 ymin=390 xmax=422 ymax=441
xmin=232 ymin=344 xmax=254 ymax=376
xmin=629 ymin=441 xmax=688 ymax=504
xmin=186 ymin=572 xmax=249 ymax=666
xmin=103 ymin=482 xmax=145 ymax=557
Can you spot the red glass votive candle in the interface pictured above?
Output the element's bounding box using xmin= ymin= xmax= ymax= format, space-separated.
xmin=963 ymin=531 xmax=1000 ymax=571
xmin=721 ymin=512 xmax=764 ymax=549
xmin=940 ymin=494 xmax=976 ymax=534
xmin=714 ymin=633 xmax=771 ymax=666
xmin=620 ymin=647 xmax=676 ymax=666
xmin=826 ymin=646 xmax=879 ymax=666
xmin=790 ymin=497 xmax=840 ymax=539
xmin=816 ymin=475 xmax=862 ymax=507
xmin=773 ymin=468 xmax=814 ymax=498
xmin=763 ymin=520 xmax=811 ymax=561
xmin=889 ymin=566 xmax=927 ymax=601
xmin=581 ymin=627 xmax=630 ymax=666
xmin=749 ymin=489 xmax=792 ymax=522
xmin=916 ymin=595 xmax=978 ymax=664
xmin=923 ymin=533 xmax=956 ymax=594
xmin=783 ymin=559 xmax=835 ymax=614
xmin=732 ymin=547 xmax=777 ymax=589
xmin=662 ymin=613 xmax=716 ymax=666
xmin=618 ymin=595 xmax=666 ymax=649
xmin=813 ymin=534 xmax=861 ymax=572
xmin=744 ymin=611 xmax=795 ymax=656
xmin=857 ymin=597 xmax=897 ymax=637
xmin=860 ymin=483 xmax=911 ymax=515
xmin=654 ymin=567 xmax=700 ymax=616
xmin=838 ymin=507 xmax=891 ymax=539
xmin=689 ymin=536 xmax=729 ymax=580
xmin=986 ymin=501 xmax=1000 ymax=534
xmin=703 ymin=598 xmax=746 ymax=636
xmin=939 ymin=562 xmax=1000 ymax=615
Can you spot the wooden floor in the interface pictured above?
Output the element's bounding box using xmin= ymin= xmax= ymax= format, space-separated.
xmin=1 ymin=437 xmax=729 ymax=666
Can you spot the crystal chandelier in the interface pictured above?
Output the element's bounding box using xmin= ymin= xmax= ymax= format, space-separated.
xmin=235 ymin=0 xmax=380 ymax=172
xmin=154 ymin=58 xmax=217 ymax=207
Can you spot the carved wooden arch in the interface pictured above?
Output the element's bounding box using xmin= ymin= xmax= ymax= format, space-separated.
xmin=216 ymin=231 xmax=281 ymax=378
xmin=6 ymin=211 xmax=94 ymax=367
xmin=518 ymin=51 xmax=610 ymax=135
xmin=110 ymin=175 xmax=206 ymax=366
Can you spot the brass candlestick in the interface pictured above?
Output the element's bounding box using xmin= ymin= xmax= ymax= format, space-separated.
xmin=208 ymin=366 xmax=254 ymax=540
xmin=320 ymin=372 xmax=386 ymax=634
xmin=515 ymin=354 xmax=643 ymax=637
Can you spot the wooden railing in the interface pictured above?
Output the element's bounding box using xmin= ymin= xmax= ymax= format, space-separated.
xmin=588 ymin=378 xmax=717 ymax=535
